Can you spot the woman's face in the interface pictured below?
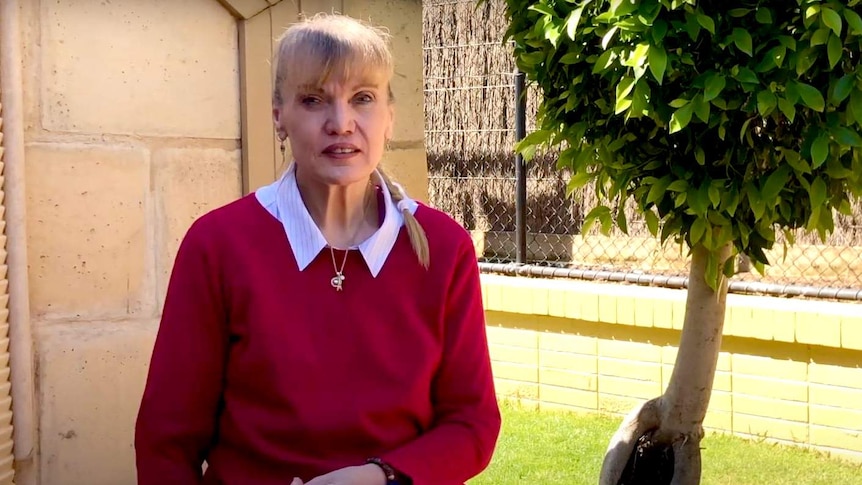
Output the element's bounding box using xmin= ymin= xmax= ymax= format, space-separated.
xmin=274 ymin=67 xmax=394 ymax=191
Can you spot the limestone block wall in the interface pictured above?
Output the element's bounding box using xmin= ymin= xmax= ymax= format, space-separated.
xmin=19 ymin=1 xmax=242 ymax=483
xmin=10 ymin=0 xmax=429 ymax=483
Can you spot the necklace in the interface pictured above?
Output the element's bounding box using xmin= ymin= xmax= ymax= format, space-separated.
xmin=325 ymin=187 xmax=376 ymax=292
xmin=329 ymin=246 xmax=349 ymax=291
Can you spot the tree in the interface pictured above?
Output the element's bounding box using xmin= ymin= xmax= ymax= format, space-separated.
xmin=501 ymin=0 xmax=862 ymax=484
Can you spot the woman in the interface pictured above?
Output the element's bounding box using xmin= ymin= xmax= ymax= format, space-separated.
xmin=135 ymin=13 xmax=501 ymax=485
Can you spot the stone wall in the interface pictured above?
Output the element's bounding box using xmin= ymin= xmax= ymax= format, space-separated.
xmin=10 ymin=0 xmax=427 ymax=482
xmin=22 ymin=1 xmax=242 ymax=482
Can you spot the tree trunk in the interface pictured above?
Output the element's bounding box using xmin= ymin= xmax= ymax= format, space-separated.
xmin=599 ymin=244 xmax=731 ymax=485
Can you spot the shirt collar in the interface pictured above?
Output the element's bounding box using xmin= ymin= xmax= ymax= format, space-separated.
xmin=271 ymin=163 xmax=417 ymax=277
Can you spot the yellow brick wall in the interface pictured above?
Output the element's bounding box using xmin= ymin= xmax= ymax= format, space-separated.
xmin=482 ymin=274 xmax=862 ymax=462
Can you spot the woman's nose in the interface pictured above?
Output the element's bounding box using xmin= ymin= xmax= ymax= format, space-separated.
xmin=325 ymin=102 xmax=355 ymax=135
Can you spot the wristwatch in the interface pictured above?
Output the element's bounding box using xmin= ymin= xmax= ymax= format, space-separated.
xmin=366 ymin=457 xmax=402 ymax=485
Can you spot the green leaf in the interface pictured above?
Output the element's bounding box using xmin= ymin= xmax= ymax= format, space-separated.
xmin=811 ymin=27 xmax=831 ymax=47
xmin=756 ymin=46 xmax=786 ymax=72
xmin=781 ymin=148 xmax=811 ymax=173
xmin=832 ymin=75 xmax=854 ymax=104
xmin=827 ymin=33 xmax=843 ymax=69
xmin=630 ymin=82 xmax=649 ymax=118
xmin=647 ymin=176 xmax=672 ymax=204
xmin=845 ymin=8 xmax=862 ymax=34
xmin=708 ymin=184 xmax=721 ymax=208
xmin=821 ymin=7 xmax=843 ymax=36
xmin=669 ymin=98 xmax=689 ymax=108
xmin=837 ymin=197 xmax=853 ymax=215
xmin=809 ymin=177 xmax=827 ymax=208
xmin=615 ymin=97 xmax=632 ymax=114
xmin=796 ymin=47 xmax=817 ymax=75
xmin=616 ymin=206 xmax=628 ymax=234
xmin=740 ymin=117 xmax=753 ymax=143
xmin=755 ymin=8 xmax=772 ymax=24
xmin=825 ymin=157 xmax=855 ymax=179
xmin=567 ymin=171 xmax=594 ymax=193
xmin=694 ymin=97 xmax=710 ymax=123
xmin=696 ymin=13 xmax=716 ymax=34
xmin=757 ymin=90 xmax=777 ymax=116
xmin=559 ymin=52 xmax=580 ymax=64
xmin=811 ymin=133 xmax=830 ymax=167
xmin=528 ymin=3 xmax=556 ymax=17
xmin=592 ymin=50 xmax=615 ymax=73
xmin=610 ymin=0 xmax=638 ymax=16
xmin=851 ymin=90 xmax=862 ymax=122
xmin=515 ymin=129 xmax=553 ymax=161
xmin=747 ymin=185 xmax=766 ymax=220
xmin=796 ymin=82 xmax=825 ymax=111
xmin=733 ymin=67 xmax=759 ymax=84
xmin=728 ymin=8 xmax=751 ymax=17
xmin=616 ymin=76 xmax=636 ymax=102
xmin=762 ymin=165 xmax=790 ymax=202
xmin=732 ymin=28 xmax=753 ymax=56
xmin=693 ymin=147 xmax=705 ymax=167
xmin=689 ymin=182 xmax=710 ymax=216
xmin=723 ymin=257 xmax=737 ymax=278
xmin=602 ymin=26 xmax=619 ymax=50
xmin=703 ymin=74 xmax=726 ymax=102
xmin=565 ymin=7 xmax=584 ymax=40
xmin=648 ymin=45 xmax=668 ymax=84
xmin=708 ymin=211 xmax=730 ymax=226
xmin=667 ymin=180 xmax=688 ymax=192
xmin=626 ymin=43 xmax=650 ymax=68
xmin=778 ymin=97 xmax=796 ymax=122
xmin=582 ymin=205 xmax=612 ymax=235
xmin=722 ymin=186 xmax=740 ymax=215
xmin=690 ymin=217 xmax=707 ymax=245
xmin=669 ymin=103 xmax=694 ymax=133
xmin=660 ymin=216 xmax=681 ymax=244
xmin=644 ymin=209 xmax=659 ymax=236
xmin=831 ymin=126 xmax=862 ymax=146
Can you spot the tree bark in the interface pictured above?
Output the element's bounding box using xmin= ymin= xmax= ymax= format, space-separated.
xmin=599 ymin=244 xmax=731 ymax=485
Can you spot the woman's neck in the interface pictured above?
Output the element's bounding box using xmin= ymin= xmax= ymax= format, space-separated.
xmin=296 ymin=176 xmax=379 ymax=249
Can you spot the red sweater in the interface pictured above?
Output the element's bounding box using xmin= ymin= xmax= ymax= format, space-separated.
xmin=135 ymin=194 xmax=501 ymax=485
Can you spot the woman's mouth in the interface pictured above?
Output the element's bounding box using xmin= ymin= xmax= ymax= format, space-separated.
xmin=324 ymin=144 xmax=360 ymax=155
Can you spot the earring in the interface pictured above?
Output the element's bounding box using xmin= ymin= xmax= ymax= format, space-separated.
xmin=279 ymin=135 xmax=287 ymax=167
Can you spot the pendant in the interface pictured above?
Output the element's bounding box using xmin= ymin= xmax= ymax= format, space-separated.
xmin=330 ymin=273 xmax=345 ymax=291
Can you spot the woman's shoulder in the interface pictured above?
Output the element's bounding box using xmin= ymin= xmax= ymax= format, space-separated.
xmin=413 ymin=202 xmax=475 ymax=253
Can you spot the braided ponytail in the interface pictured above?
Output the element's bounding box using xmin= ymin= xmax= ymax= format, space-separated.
xmin=377 ymin=169 xmax=430 ymax=269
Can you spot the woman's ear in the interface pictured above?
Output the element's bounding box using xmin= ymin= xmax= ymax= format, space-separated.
xmin=273 ymin=108 xmax=287 ymax=140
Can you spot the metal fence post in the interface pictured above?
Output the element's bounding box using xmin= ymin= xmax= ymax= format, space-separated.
xmin=514 ymin=70 xmax=527 ymax=264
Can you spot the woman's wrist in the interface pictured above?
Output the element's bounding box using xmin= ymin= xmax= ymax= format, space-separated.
xmin=365 ymin=457 xmax=406 ymax=485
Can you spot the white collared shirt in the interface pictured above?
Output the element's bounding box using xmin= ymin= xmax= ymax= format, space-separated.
xmin=255 ymin=164 xmax=418 ymax=277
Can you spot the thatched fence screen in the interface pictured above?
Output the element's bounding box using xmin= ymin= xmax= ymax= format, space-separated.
xmin=422 ymin=0 xmax=862 ymax=299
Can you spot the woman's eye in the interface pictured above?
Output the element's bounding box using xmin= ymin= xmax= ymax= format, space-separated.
xmin=354 ymin=93 xmax=374 ymax=104
xmin=301 ymin=96 xmax=322 ymax=106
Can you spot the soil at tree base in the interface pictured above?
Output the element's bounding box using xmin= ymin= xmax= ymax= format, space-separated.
xmin=616 ymin=430 xmax=675 ymax=485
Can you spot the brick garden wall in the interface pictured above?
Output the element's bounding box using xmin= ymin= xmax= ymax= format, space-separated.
xmin=481 ymin=274 xmax=862 ymax=462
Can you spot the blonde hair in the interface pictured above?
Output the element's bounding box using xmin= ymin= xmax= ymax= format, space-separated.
xmin=273 ymin=14 xmax=429 ymax=268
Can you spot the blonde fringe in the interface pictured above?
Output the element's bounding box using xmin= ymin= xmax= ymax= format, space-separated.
xmin=377 ymin=169 xmax=430 ymax=269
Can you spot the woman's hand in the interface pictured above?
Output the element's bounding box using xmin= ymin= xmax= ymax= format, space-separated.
xmin=292 ymin=464 xmax=387 ymax=485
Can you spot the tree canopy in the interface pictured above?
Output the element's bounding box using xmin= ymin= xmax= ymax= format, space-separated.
xmin=504 ymin=0 xmax=862 ymax=287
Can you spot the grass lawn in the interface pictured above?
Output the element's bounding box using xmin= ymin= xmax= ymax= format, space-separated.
xmin=469 ymin=401 xmax=862 ymax=485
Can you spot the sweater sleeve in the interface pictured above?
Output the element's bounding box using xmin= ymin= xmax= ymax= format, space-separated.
xmin=382 ymin=234 xmax=502 ymax=485
xmin=135 ymin=219 xmax=229 ymax=484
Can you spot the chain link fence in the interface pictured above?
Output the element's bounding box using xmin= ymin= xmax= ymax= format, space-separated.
xmin=423 ymin=0 xmax=862 ymax=299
